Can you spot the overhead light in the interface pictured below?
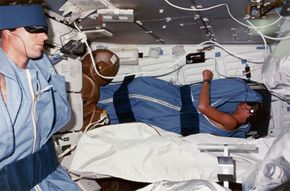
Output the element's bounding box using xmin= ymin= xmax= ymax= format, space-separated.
xmin=98 ymin=8 xmax=134 ymax=22
xmin=165 ymin=17 xmax=172 ymax=22
xmin=136 ymin=20 xmax=143 ymax=25
xmin=194 ymin=14 xmax=200 ymax=20
xmin=82 ymin=29 xmax=113 ymax=40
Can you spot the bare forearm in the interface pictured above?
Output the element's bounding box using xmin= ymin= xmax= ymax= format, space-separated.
xmin=198 ymin=70 xmax=213 ymax=112
xmin=198 ymin=79 xmax=211 ymax=112
xmin=197 ymin=70 xmax=239 ymax=130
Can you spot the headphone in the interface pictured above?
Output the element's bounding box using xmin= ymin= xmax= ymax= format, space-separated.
xmin=10 ymin=31 xmax=29 ymax=58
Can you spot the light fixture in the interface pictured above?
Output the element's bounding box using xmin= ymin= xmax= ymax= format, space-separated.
xmin=97 ymin=8 xmax=134 ymax=23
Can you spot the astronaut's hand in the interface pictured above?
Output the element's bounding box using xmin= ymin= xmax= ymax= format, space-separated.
xmin=202 ymin=70 xmax=213 ymax=81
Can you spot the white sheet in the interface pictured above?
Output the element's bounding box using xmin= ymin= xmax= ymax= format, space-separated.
xmin=69 ymin=122 xmax=274 ymax=184
xmin=262 ymin=31 xmax=290 ymax=101
xmin=137 ymin=180 xmax=230 ymax=191
xmin=243 ymin=127 xmax=290 ymax=191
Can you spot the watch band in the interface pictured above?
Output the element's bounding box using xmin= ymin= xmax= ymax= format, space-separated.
xmin=203 ymin=79 xmax=211 ymax=85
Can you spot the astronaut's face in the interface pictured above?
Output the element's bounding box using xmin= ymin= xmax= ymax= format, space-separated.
xmin=235 ymin=102 xmax=252 ymax=123
xmin=9 ymin=27 xmax=48 ymax=59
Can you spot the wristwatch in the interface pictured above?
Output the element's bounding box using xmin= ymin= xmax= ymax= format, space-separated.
xmin=203 ymin=79 xmax=211 ymax=85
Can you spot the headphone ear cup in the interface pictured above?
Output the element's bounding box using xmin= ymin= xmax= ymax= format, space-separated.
xmin=82 ymin=49 xmax=120 ymax=86
xmin=81 ymin=49 xmax=119 ymax=131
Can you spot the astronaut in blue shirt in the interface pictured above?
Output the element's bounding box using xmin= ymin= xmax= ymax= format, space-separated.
xmin=98 ymin=70 xmax=263 ymax=138
xmin=0 ymin=2 xmax=80 ymax=191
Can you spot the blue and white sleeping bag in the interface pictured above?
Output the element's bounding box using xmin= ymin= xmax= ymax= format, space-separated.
xmin=98 ymin=76 xmax=262 ymax=138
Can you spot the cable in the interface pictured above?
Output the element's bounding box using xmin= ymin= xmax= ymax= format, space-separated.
xmin=83 ymin=111 xmax=109 ymax=133
xmin=164 ymin=0 xmax=290 ymax=40
xmin=164 ymin=0 xmax=273 ymax=29
xmin=58 ymin=144 xmax=77 ymax=159
xmin=71 ymin=3 xmax=287 ymax=82
xmin=204 ymin=41 xmax=265 ymax=63
xmin=276 ymin=7 xmax=290 ymax=21
xmin=74 ymin=22 xmax=117 ymax=80
xmin=208 ymin=57 xmax=228 ymax=79
xmin=245 ymin=10 xmax=290 ymax=41
xmin=246 ymin=20 xmax=270 ymax=58
xmin=246 ymin=11 xmax=290 ymax=41
xmin=74 ymin=21 xmax=184 ymax=79
xmin=112 ymin=40 xmax=265 ymax=80
xmin=250 ymin=15 xmax=283 ymax=29
xmin=207 ymin=57 xmax=263 ymax=79
xmin=210 ymin=54 xmax=290 ymax=102
xmin=73 ymin=22 xmax=266 ymax=81
xmin=262 ymin=82 xmax=290 ymax=103
xmin=262 ymin=33 xmax=290 ymax=40
xmin=11 ymin=32 xmax=29 ymax=59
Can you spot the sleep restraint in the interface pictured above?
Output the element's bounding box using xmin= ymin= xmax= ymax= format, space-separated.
xmin=113 ymin=76 xmax=199 ymax=136
xmin=0 ymin=139 xmax=59 ymax=191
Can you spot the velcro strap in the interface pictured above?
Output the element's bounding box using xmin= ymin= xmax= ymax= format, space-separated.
xmin=180 ymin=85 xmax=199 ymax=136
xmin=113 ymin=75 xmax=136 ymax=123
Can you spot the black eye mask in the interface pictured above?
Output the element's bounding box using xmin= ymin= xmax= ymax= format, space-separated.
xmin=24 ymin=26 xmax=48 ymax=34
xmin=0 ymin=4 xmax=47 ymax=31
